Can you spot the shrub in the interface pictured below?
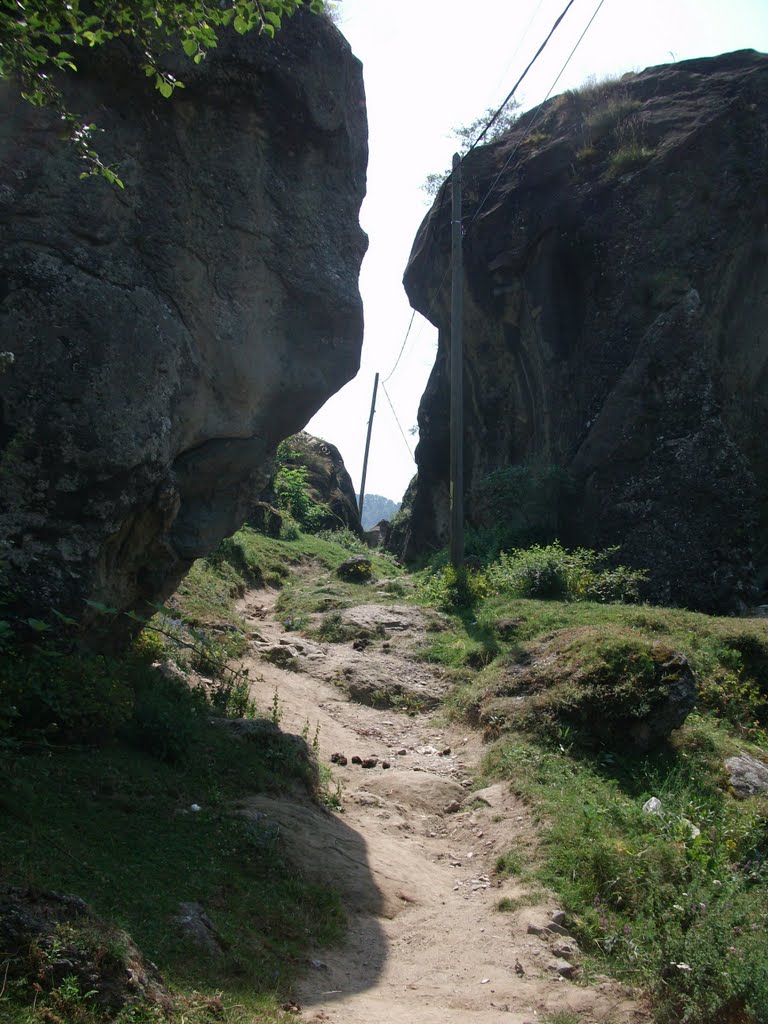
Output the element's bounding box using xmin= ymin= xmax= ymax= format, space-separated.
xmin=122 ymin=665 xmax=209 ymax=763
xmin=473 ymin=462 xmax=570 ymax=555
xmin=0 ymin=646 xmax=136 ymax=744
xmin=272 ymin=442 xmax=333 ymax=534
xmin=418 ymin=564 xmax=489 ymax=611
xmin=315 ymin=527 xmax=367 ymax=553
xmin=486 ymin=542 xmax=647 ymax=603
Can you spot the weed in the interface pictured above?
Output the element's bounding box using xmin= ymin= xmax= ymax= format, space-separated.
xmin=495 ymin=850 xmax=523 ymax=878
xmin=485 ymin=542 xmax=647 ymax=603
xmin=318 ymin=764 xmax=343 ymax=811
xmin=418 ymin=564 xmax=489 ymax=611
xmin=270 ymin=689 xmax=283 ymax=727
xmin=610 ymin=141 xmax=654 ymax=175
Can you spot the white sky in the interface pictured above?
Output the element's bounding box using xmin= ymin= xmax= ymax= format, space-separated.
xmin=307 ymin=0 xmax=768 ymax=503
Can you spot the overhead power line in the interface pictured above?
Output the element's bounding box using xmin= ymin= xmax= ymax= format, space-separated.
xmin=381 ymin=380 xmax=414 ymax=460
xmin=468 ymin=0 xmax=579 ymax=153
xmin=381 ymin=0 xmax=589 ymax=389
xmin=382 ymin=309 xmax=416 ymax=383
xmin=467 ymin=0 xmax=610 ymax=231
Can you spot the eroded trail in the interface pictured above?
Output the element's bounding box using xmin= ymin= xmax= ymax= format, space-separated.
xmin=237 ymin=585 xmax=650 ymax=1024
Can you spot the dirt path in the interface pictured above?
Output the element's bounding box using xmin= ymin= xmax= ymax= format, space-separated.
xmin=236 ymin=587 xmax=650 ymax=1024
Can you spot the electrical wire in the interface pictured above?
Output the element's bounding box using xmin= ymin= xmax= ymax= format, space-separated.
xmin=381 ymin=380 xmax=414 ymax=460
xmin=467 ymin=0 xmax=610 ymax=232
xmin=382 ymin=309 xmax=416 ymax=383
xmin=376 ymin=0 xmax=608 ymax=463
xmin=381 ymin=0 xmax=588 ymax=389
xmin=467 ymin=0 xmax=579 ymax=153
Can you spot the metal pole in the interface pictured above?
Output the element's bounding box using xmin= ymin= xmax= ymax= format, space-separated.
xmin=450 ymin=153 xmax=464 ymax=569
xmin=358 ymin=371 xmax=379 ymax=524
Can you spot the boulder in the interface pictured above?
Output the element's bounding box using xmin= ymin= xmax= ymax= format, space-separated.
xmin=399 ymin=50 xmax=768 ymax=612
xmin=0 ymin=886 xmax=171 ymax=1014
xmin=0 ymin=11 xmax=367 ymax=635
xmin=477 ymin=625 xmax=696 ymax=752
xmin=725 ymin=752 xmax=768 ymax=798
xmin=269 ymin=431 xmax=363 ymax=533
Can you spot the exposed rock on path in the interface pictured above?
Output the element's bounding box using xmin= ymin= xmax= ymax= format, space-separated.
xmin=238 ymin=585 xmax=651 ymax=1024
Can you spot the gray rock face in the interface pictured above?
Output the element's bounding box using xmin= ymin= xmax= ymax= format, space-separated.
xmin=725 ymin=752 xmax=768 ymax=798
xmin=0 ymin=886 xmax=171 ymax=1013
xmin=400 ymin=50 xmax=768 ymax=612
xmin=0 ymin=11 xmax=367 ymax=630
xmin=269 ymin=430 xmax=362 ymax=532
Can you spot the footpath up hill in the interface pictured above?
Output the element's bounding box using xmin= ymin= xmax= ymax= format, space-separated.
xmin=3 ymin=527 xmax=768 ymax=1024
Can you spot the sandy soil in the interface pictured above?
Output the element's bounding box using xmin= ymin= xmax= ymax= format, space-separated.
xmin=236 ymin=586 xmax=652 ymax=1024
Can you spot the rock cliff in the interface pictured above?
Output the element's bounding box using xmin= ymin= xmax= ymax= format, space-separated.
xmin=0 ymin=10 xmax=367 ymax=629
xmin=401 ymin=50 xmax=768 ymax=612
xmin=272 ymin=431 xmax=362 ymax=533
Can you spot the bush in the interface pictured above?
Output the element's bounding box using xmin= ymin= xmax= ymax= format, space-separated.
xmin=123 ymin=669 xmax=208 ymax=763
xmin=486 ymin=542 xmax=647 ymax=603
xmin=473 ymin=462 xmax=571 ymax=555
xmin=0 ymin=646 xmax=136 ymax=744
xmin=315 ymin=528 xmax=367 ymax=553
xmin=418 ymin=564 xmax=489 ymax=612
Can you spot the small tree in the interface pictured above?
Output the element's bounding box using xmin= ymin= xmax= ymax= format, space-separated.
xmin=423 ymin=100 xmax=520 ymax=198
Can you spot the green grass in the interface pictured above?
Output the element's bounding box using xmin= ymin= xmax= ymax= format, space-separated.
xmin=610 ymin=142 xmax=655 ymax=174
xmin=0 ymin=714 xmax=343 ymax=1022
xmin=482 ymin=718 xmax=768 ymax=1023
xmin=409 ymin=551 xmax=768 ymax=1022
xmin=0 ymin=524 xmax=388 ymax=1024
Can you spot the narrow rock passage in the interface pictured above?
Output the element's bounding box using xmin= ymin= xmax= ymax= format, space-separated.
xmin=237 ymin=587 xmax=650 ymax=1024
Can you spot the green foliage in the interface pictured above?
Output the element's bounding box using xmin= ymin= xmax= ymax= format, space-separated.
xmin=610 ymin=142 xmax=655 ymax=175
xmin=314 ymin=527 xmax=367 ymax=553
xmin=423 ymin=99 xmax=520 ymax=197
xmin=0 ymin=0 xmax=325 ymax=181
xmin=272 ymin=442 xmax=334 ymax=534
xmin=0 ymin=645 xmax=136 ymax=744
xmin=485 ymin=542 xmax=648 ymax=603
xmin=483 ymin=726 xmax=768 ymax=1023
xmin=418 ymin=564 xmax=489 ymax=612
xmin=473 ymin=462 xmax=571 ymax=556
xmin=0 ymin=724 xmax=343 ymax=1023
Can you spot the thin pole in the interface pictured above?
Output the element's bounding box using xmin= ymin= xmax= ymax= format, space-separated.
xmin=450 ymin=153 xmax=464 ymax=569
xmin=358 ymin=371 xmax=379 ymax=524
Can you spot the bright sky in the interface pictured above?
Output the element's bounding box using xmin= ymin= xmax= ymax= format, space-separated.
xmin=307 ymin=0 xmax=768 ymax=503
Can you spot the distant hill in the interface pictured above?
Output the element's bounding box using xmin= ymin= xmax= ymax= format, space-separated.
xmin=358 ymin=493 xmax=401 ymax=531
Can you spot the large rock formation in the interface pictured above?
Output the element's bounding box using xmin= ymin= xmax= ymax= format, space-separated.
xmin=270 ymin=430 xmax=362 ymax=532
xmin=401 ymin=50 xmax=768 ymax=612
xmin=0 ymin=10 xmax=367 ymax=628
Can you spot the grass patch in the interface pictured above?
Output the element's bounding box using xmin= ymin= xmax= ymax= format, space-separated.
xmin=0 ymin=706 xmax=343 ymax=1022
xmin=480 ymin=717 xmax=768 ymax=1023
xmin=410 ymin=545 xmax=768 ymax=1020
xmin=0 ymin=524 xmax=397 ymax=1024
xmin=610 ymin=142 xmax=655 ymax=174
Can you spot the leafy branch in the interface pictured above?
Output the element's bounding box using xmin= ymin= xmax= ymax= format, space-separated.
xmin=0 ymin=0 xmax=326 ymax=183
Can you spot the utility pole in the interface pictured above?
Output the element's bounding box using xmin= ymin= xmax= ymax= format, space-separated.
xmin=450 ymin=152 xmax=464 ymax=569
xmin=358 ymin=371 xmax=379 ymax=525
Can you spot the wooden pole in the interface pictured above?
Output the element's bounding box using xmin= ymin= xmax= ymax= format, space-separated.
xmin=358 ymin=371 xmax=379 ymax=524
xmin=450 ymin=153 xmax=464 ymax=569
